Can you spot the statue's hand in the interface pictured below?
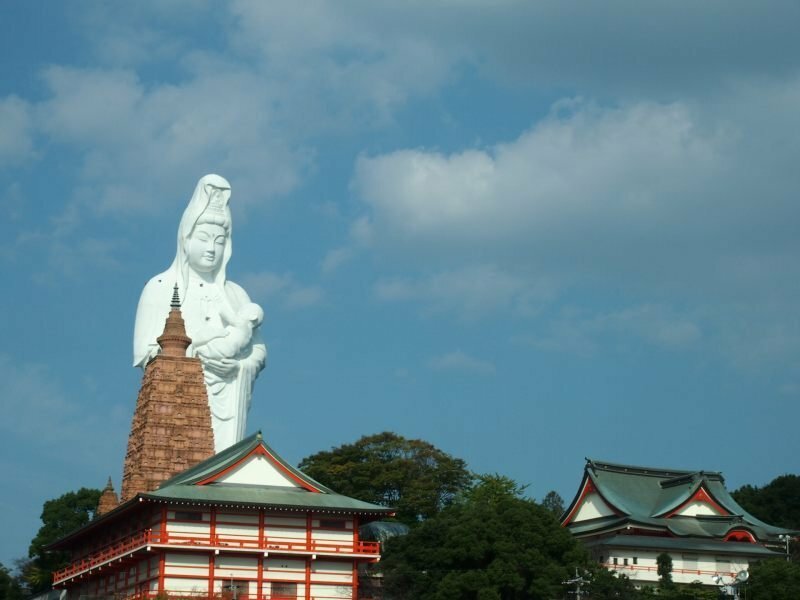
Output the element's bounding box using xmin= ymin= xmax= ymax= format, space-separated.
xmin=202 ymin=357 xmax=239 ymax=378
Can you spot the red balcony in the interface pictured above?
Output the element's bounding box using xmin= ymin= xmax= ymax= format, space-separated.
xmin=53 ymin=530 xmax=380 ymax=585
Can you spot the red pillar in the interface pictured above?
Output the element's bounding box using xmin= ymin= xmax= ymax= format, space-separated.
xmin=157 ymin=552 xmax=166 ymax=594
xmin=305 ymin=512 xmax=313 ymax=600
xmin=208 ymin=553 xmax=215 ymax=600
xmin=304 ymin=557 xmax=312 ymax=600
xmin=306 ymin=513 xmax=313 ymax=550
xmin=258 ymin=509 xmax=265 ymax=548
xmin=160 ymin=507 xmax=168 ymax=543
xmin=256 ymin=509 xmax=265 ymax=600
xmin=352 ymin=515 xmax=360 ymax=600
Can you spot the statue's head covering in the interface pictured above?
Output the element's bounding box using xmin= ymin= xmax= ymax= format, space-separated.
xmin=170 ymin=174 xmax=233 ymax=304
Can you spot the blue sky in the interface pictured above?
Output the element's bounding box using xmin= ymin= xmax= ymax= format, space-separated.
xmin=1 ymin=1 xmax=799 ymax=568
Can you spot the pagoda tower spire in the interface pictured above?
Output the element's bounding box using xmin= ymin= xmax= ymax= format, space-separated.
xmin=120 ymin=290 xmax=215 ymax=502
xmin=156 ymin=284 xmax=192 ymax=357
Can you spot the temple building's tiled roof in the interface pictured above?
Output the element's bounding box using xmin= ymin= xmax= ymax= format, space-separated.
xmin=50 ymin=431 xmax=392 ymax=549
xmin=141 ymin=431 xmax=393 ymax=513
xmin=581 ymin=534 xmax=782 ymax=557
xmin=154 ymin=431 xmax=334 ymax=491
xmin=144 ymin=432 xmax=393 ymax=514
xmin=562 ymin=458 xmax=793 ymax=544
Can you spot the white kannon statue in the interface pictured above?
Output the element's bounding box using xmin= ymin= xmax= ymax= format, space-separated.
xmin=133 ymin=174 xmax=267 ymax=453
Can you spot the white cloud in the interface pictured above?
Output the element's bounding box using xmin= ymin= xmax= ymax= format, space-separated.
xmin=592 ymin=305 xmax=701 ymax=347
xmin=350 ymin=82 xmax=800 ymax=365
xmin=35 ymin=64 xmax=305 ymax=216
xmin=3 ymin=1 xmax=799 ymax=370
xmin=229 ymin=1 xmax=458 ymax=128
xmin=524 ymin=304 xmax=701 ymax=356
xmin=321 ymin=247 xmax=354 ymax=275
xmin=354 ymin=99 xmax=722 ymax=246
xmin=374 ymin=264 xmax=553 ymax=319
xmin=0 ymin=96 xmax=35 ymax=166
xmin=241 ymin=271 xmax=324 ymax=310
xmin=428 ymin=350 xmax=496 ymax=376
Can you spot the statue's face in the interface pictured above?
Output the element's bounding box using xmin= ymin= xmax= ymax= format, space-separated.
xmin=187 ymin=223 xmax=227 ymax=272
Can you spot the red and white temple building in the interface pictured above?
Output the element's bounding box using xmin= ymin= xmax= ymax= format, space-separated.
xmin=49 ymin=296 xmax=392 ymax=600
xmin=562 ymin=459 xmax=794 ymax=588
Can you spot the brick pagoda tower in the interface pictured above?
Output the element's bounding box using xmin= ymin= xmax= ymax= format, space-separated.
xmin=120 ymin=285 xmax=215 ymax=502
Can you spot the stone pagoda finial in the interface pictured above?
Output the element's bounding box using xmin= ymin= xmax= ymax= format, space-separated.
xmin=171 ymin=283 xmax=181 ymax=309
xmin=156 ymin=285 xmax=192 ymax=357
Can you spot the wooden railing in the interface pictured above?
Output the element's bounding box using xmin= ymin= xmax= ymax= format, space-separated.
xmin=602 ymin=561 xmax=736 ymax=579
xmin=53 ymin=530 xmax=380 ymax=584
xmin=131 ymin=594 xmax=350 ymax=600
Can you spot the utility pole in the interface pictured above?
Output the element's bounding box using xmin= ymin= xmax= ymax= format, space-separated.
xmin=562 ymin=568 xmax=587 ymax=599
xmin=779 ymin=534 xmax=791 ymax=562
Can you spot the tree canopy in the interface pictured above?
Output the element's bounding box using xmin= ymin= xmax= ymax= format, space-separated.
xmin=656 ymin=552 xmax=674 ymax=589
xmin=298 ymin=431 xmax=472 ymax=525
xmin=540 ymin=490 xmax=565 ymax=518
xmin=380 ymin=475 xmax=586 ymax=599
xmin=732 ymin=473 xmax=799 ymax=560
xmin=732 ymin=474 xmax=800 ymax=529
xmin=747 ymin=558 xmax=800 ymax=599
xmin=26 ymin=487 xmax=101 ymax=593
xmin=0 ymin=563 xmax=23 ymax=600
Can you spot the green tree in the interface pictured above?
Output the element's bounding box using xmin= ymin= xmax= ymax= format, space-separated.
xmin=748 ymin=558 xmax=800 ymax=599
xmin=731 ymin=474 xmax=800 ymax=529
xmin=584 ymin=566 xmax=640 ymax=599
xmin=541 ymin=490 xmax=565 ymax=518
xmin=298 ymin=431 xmax=472 ymax=525
xmin=380 ymin=474 xmax=586 ymax=599
xmin=655 ymin=581 xmax=718 ymax=600
xmin=0 ymin=563 xmax=23 ymax=600
xmin=732 ymin=474 xmax=800 ymax=560
xmin=656 ymin=552 xmax=673 ymax=589
xmin=26 ymin=487 xmax=102 ymax=593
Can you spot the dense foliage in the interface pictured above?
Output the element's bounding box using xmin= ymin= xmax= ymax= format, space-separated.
xmin=656 ymin=552 xmax=673 ymax=588
xmin=732 ymin=474 xmax=800 ymax=529
xmin=732 ymin=474 xmax=800 ymax=560
xmin=298 ymin=431 xmax=472 ymax=525
xmin=380 ymin=475 xmax=585 ymax=599
xmin=747 ymin=558 xmax=800 ymax=599
xmin=581 ymin=567 xmax=639 ymax=599
xmin=0 ymin=563 xmax=23 ymax=600
xmin=540 ymin=490 xmax=565 ymax=518
xmin=25 ymin=487 xmax=102 ymax=593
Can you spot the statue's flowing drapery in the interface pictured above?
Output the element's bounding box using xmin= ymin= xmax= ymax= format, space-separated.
xmin=133 ymin=175 xmax=266 ymax=453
